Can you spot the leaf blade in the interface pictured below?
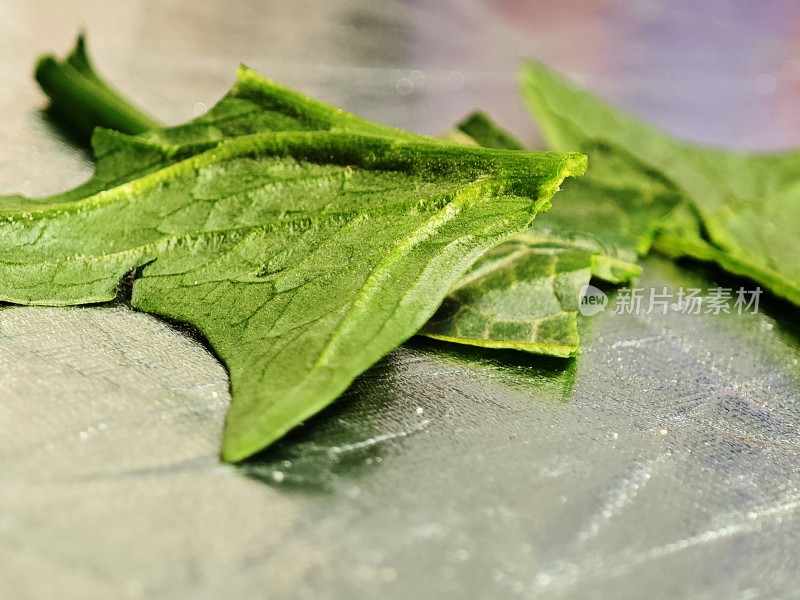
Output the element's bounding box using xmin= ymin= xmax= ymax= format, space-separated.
xmin=1 ymin=127 xmax=585 ymax=461
xmin=521 ymin=61 xmax=800 ymax=305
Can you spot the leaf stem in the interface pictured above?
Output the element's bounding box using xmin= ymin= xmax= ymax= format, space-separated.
xmin=34 ymin=35 xmax=160 ymax=141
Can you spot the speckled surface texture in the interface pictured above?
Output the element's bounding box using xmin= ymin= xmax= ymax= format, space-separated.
xmin=1 ymin=1 xmax=799 ymax=598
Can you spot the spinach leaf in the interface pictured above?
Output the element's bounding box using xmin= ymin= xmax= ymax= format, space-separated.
xmin=423 ymin=113 xmax=681 ymax=356
xmin=35 ymin=38 xmax=605 ymax=359
xmin=422 ymin=242 xmax=592 ymax=357
xmin=521 ymin=61 xmax=800 ymax=306
xmin=445 ymin=111 xmax=526 ymax=151
xmin=2 ymin=100 xmax=585 ymax=461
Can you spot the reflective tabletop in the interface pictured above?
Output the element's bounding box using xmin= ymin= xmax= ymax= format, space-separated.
xmin=1 ymin=1 xmax=799 ymax=598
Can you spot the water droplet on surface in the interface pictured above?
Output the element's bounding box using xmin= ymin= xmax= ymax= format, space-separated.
xmin=782 ymin=58 xmax=800 ymax=81
xmin=395 ymin=78 xmax=413 ymax=95
xmin=446 ymin=71 xmax=464 ymax=89
xmin=408 ymin=70 xmax=425 ymax=87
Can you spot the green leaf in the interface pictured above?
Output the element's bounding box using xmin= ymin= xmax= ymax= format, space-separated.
xmin=519 ymin=140 xmax=682 ymax=278
xmin=1 ymin=110 xmax=585 ymax=461
xmin=422 ymin=242 xmax=592 ymax=357
xmin=521 ymin=61 xmax=800 ymax=306
xmin=142 ymin=64 xmax=421 ymax=146
xmin=30 ymin=39 xmax=609 ymax=359
xmin=651 ymin=202 xmax=789 ymax=292
xmin=421 ymin=113 xmax=681 ymax=356
xmin=443 ymin=111 xmax=526 ymax=151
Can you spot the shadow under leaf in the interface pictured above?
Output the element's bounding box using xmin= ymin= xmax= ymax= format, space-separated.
xmin=241 ymin=336 xmax=577 ymax=493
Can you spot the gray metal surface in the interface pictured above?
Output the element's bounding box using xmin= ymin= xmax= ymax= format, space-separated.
xmin=1 ymin=1 xmax=799 ymax=598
